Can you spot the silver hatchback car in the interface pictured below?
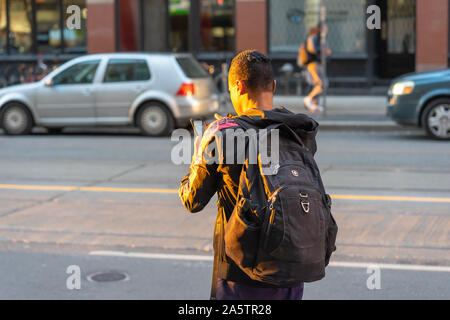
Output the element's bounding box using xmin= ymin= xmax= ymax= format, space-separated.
xmin=0 ymin=53 xmax=219 ymax=136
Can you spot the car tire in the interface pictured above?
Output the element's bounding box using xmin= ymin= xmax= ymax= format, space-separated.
xmin=421 ymin=98 xmax=450 ymax=140
xmin=136 ymin=102 xmax=174 ymax=136
xmin=1 ymin=103 xmax=33 ymax=135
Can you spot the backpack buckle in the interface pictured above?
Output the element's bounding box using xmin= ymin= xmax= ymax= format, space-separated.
xmin=301 ymin=201 xmax=310 ymax=213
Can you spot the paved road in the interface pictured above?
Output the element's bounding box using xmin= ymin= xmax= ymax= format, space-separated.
xmin=0 ymin=128 xmax=449 ymax=299
xmin=0 ymin=248 xmax=448 ymax=300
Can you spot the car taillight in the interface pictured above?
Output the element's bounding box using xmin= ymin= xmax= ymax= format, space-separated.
xmin=176 ymin=83 xmax=195 ymax=96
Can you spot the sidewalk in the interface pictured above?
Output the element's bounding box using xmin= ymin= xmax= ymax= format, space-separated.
xmin=273 ymin=95 xmax=403 ymax=130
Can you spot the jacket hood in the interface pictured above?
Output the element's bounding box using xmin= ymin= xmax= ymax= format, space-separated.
xmin=237 ymin=107 xmax=319 ymax=154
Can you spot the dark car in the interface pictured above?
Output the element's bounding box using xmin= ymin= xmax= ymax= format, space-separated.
xmin=387 ymin=70 xmax=450 ymax=140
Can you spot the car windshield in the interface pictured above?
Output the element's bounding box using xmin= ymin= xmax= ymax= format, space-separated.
xmin=176 ymin=56 xmax=209 ymax=79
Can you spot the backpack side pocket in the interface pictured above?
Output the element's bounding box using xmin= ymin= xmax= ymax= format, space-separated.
xmin=224 ymin=197 xmax=261 ymax=268
xmin=324 ymin=194 xmax=338 ymax=266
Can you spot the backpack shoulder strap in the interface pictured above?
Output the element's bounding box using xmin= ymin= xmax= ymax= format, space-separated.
xmin=265 ymin=122 xmax=306 ymax=148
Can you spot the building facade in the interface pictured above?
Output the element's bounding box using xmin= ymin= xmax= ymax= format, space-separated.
xmin=1 ymin=0 xmax=449 ymax=91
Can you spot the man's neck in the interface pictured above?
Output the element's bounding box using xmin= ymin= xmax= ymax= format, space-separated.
xmin=242 ymin=92 xmax=274 ymax=113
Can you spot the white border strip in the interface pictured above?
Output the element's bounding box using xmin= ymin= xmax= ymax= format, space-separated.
xmin=89 ymin=251 xmax=450 ymax=273
xmin=90 ymin=250 xmax=213 ymax=261
xmin=328 ymin=261 xmax=450 ymax=273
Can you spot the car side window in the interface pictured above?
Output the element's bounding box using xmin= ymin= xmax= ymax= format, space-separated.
xmin=103 ymin=59 xmax=151 ymax=83
xmin=52 ymin=60 xmax=100 ymax=85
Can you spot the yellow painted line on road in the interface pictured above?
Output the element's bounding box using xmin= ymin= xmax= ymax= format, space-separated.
xmin=0 ymin=184 xmax=449 ymax=203
xmin=0 ymin=184 xmax=78 ymax=191
xmin=79 ymin=186 xmax=178 ymax=194
xmin=0 ymin=184 xmax=178 ymax=194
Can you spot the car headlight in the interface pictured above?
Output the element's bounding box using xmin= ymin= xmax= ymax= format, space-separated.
xmin=392 ymin=81 xmax=415 ymax=95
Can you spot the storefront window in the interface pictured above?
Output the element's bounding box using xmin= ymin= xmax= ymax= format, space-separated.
xmin=142 ymin=0 xmax=168 ymax=52
xmin=169 ymin=0 xmax=189 ymax=52
xmin=0 ymin=0 xmax=87 ymax=56
xmin=200 ymin=0 xmax=234 ymax=52
xmin=36 ymin=0 xmax=61 ymax=54
xmin=116 ymin=0 xmax=234 ymax=53
xmin=63 ymin=0 xmax=87 ymax=54
xmin=0 ymin=0 xmax=6 ymax=54
xmin=9 ymin=0 xmax=33 ymax=54
xmin=270 ymin=0 xmax=366 ymax=54
xmin=387 ymin=0 xmax=415 ymax=54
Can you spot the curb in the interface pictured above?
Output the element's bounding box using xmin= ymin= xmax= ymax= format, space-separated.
xmin=316 ymin=121 xmax=410 ymax=131
xmin=214 ymin=112 xmax=417 ymax=132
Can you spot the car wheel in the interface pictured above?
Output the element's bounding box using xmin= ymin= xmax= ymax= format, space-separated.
xmin=136 ymin=102 xmax=174 ymax=136
xmin=422 ymin=99 xmax=450 ymax=140
xmin=1 ymin=103 xmax=33 ymax=135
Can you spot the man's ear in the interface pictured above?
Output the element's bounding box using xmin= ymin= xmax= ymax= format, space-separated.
xmin=236 ymin=80 xmax=246 ymax=95
xmin=272 ymin=80 xmax=277 ymax=93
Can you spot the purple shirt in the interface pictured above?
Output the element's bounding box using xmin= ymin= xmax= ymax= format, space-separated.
xmin=215 ymin=278 xmax=304 ymax=300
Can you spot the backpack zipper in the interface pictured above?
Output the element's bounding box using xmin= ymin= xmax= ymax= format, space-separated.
xmin=264 ymin=186 xmax=285 ymax=249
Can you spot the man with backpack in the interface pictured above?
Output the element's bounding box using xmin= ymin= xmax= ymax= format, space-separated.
xmin=179 ymin=50 xmax=338 ymax=300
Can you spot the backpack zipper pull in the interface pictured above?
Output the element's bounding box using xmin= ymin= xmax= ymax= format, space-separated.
xmin=273 ymin=164 xmax=280 ymax=175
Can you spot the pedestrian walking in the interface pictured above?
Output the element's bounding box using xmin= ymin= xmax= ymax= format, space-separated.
xmin=299 ymin=23 xmax=332 ymax=113
xmin=179 ymin=50 xmax=338 ymax=300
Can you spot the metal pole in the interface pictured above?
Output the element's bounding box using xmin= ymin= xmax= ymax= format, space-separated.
xmin=320 ymin=1 xmax=327 ymax=116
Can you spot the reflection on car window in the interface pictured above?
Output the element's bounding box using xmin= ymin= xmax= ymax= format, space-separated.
xmin=103 ymin=59 xmax=151 ymax=83
xmin=53 ymin=60 xmax=100 ymax=85
xmin=176 ymin=57 xmax=208 ymax=78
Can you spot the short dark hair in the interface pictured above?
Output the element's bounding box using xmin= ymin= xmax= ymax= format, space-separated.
xmin=229 ymin=50 xmax=274 ymax=92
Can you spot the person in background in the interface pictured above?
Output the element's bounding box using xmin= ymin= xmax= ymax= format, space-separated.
xmin=303 ymin=23 xmax=331 ymax=113
xmin=51 ymin=55 xmax=61 ymax=71
xmin=24 ymin=66 xmax=36 ymax=83
xmin=36 ymin=58 xmax=50 ymax=80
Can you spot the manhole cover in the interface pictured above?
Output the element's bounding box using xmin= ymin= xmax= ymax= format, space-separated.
xmin=87 ymin=271 xmax=129 ymax=283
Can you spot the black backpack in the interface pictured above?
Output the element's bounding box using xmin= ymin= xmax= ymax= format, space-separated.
xmin=224 ymin=118 xmax=338 ymax=286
